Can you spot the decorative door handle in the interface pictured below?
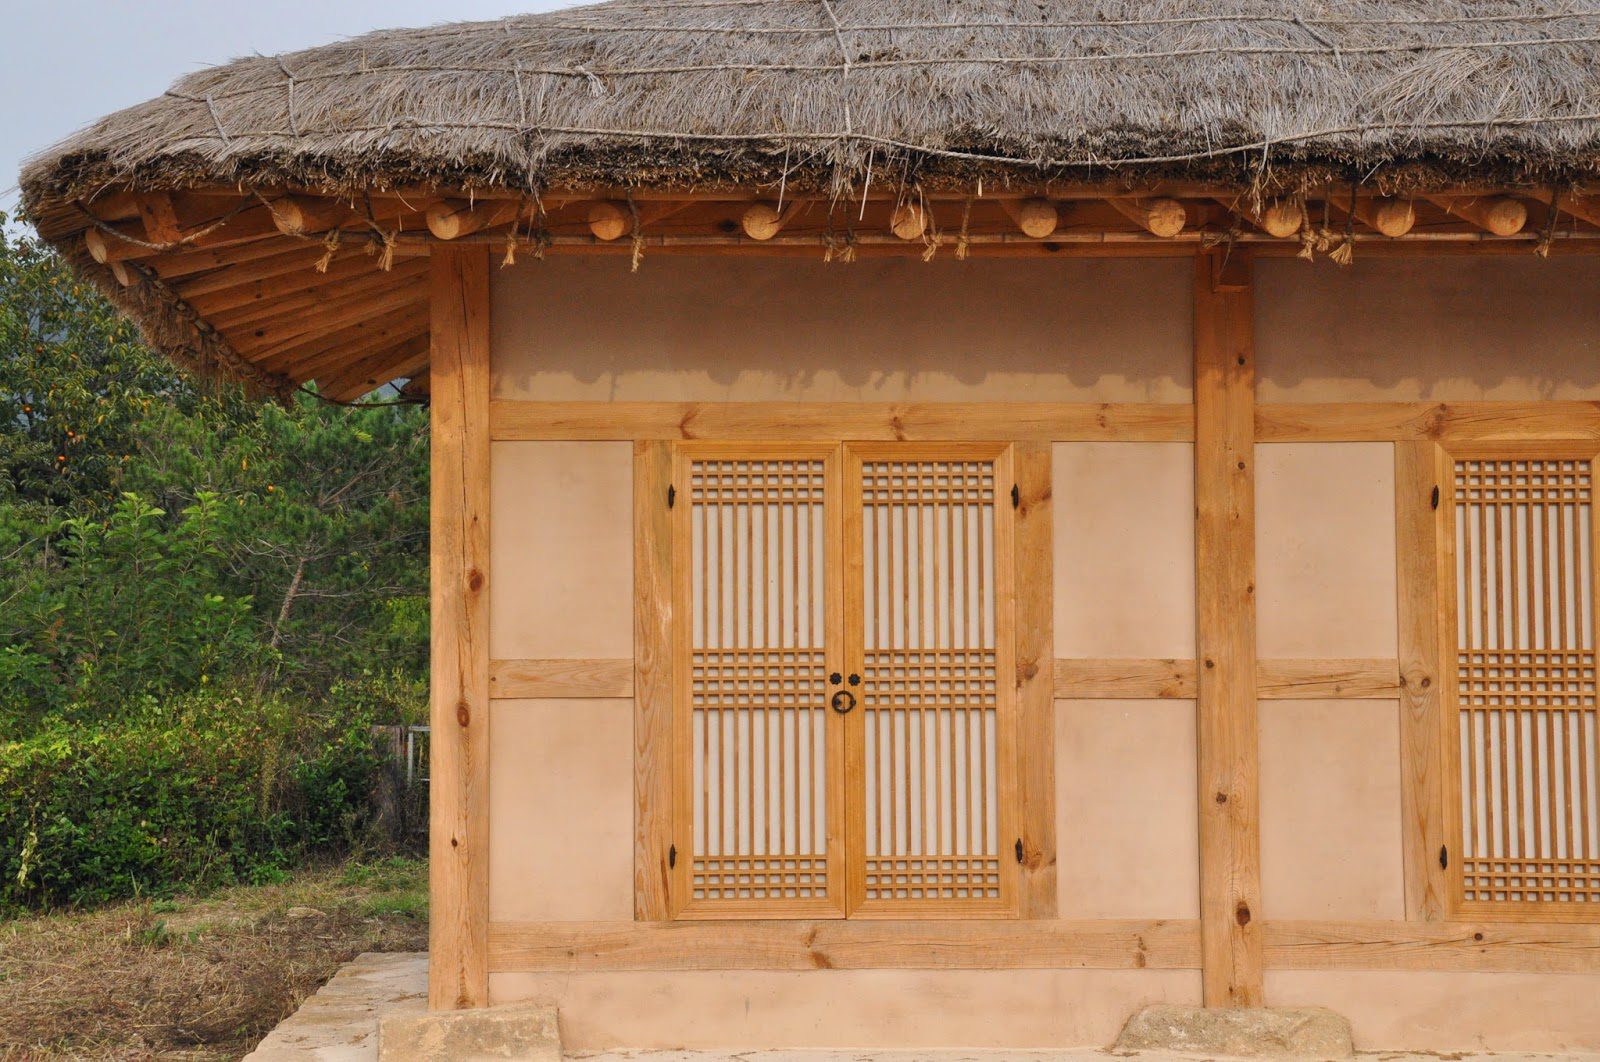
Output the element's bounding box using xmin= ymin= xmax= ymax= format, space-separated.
xmin=830 ymin=690 xmax=857 ymax=714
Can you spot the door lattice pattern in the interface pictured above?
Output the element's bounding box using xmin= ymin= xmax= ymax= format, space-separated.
xmin=1450 ymin=453 xmax=1600 ymax=909
xmin=854 ymin=456 xmax=1012 ymax=912
xmin=682 ymin=453 xmax=839 ymax=913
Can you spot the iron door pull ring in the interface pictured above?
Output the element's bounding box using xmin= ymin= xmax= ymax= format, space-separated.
xmin=831 ymin=690 xmax=857 ymax=714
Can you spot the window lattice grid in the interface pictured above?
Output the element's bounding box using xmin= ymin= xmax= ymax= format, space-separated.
xmin=693 ymin=855 xmax=829 ymax=902
xmin=863 ymin=855 xmax=1003 ymax=902
xmin=1452 ymin=455 xmax=1600 ymax=907
xmin=687 ymin=456 xmax=831 ymax=904
xmin=1462 ymin=857 xmax=1600 ymax=904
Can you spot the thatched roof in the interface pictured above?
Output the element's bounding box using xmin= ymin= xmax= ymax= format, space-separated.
xmin=23 ymin=0 xmax=1600 ymax=201
xmin=17 ymin=0 xmax=1600 ymax=397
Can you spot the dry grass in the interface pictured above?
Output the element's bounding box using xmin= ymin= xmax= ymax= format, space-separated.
xmin=0 ymin=857 xmax=427 ymax=1062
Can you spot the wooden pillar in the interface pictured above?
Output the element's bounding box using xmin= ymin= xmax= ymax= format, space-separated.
xmin=428 ymin=246 xmax=492 ymax=1010
xmin=1395 ymin=443 xmax=1449 ymax=920
xmin=1193 ymin=250 xmax=1265 ymax=1007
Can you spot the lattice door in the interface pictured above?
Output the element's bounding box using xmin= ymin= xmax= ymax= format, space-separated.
xmin=1443 ymin=444 xmax=1600 ymax=917
xmin=844 ymin=443 xmax=1018 ymax=916
xmin=670 ymin=443 xmax=845 ymax=917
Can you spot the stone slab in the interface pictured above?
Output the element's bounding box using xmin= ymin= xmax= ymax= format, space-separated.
xmin=243 ymin=952 xmax=427 ymax=1062
xmin=378 ymin=1002 xmax=560 ymax=1062
xmin=1115 ymin=1004 xmax=1354 ymax=1060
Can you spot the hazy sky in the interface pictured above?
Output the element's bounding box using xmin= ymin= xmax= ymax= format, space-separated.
xmin=2 ymin=1 xmax=583 ymax=217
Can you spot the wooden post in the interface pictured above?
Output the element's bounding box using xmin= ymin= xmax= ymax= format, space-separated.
xmin=428 ymin=246 xmax=492 ymax=1010
xmin=1395 ymin=443 xmax=1449 ymax=920
xmin=1193 ymin=250 xmax=1265 ymax=1007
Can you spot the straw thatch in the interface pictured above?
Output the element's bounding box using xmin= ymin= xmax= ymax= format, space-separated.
xmin=16 ymin=0 xmax=1600 ymax=396
xmin=22 ymin=0 xmax=1600 ymax=204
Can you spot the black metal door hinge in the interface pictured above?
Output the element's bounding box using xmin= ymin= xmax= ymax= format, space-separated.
xmin=1439 ymin=844 xmax=1449 ymax=870
xmin=1014 ymin=838 xmax=1025 ymax=864
xmin=1011 ymin=484 xmax=1020 ymax=509
xmin=1431 ymin=485 xmax=1440 ymax=510
xmin=667 ymin=484 xmax=676 ymax=508
xmin=669 ymin=843 xmax=678 ymax=869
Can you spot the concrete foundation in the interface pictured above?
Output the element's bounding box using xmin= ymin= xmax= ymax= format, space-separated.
xmin=378 ymin=1003 xmax=559 ymax=1062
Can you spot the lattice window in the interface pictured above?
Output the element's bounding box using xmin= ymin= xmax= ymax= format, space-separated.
xmin=1444 ymin=446 xmax=1600 ymax=916
xmin=850 ymin=449 xmax=1015 ymax=915
xmin=665 ymin=442 xmax=1019 ymax=919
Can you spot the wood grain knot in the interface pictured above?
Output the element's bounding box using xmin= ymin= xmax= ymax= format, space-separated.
xmin=1234 ymin=902 xmax=1252 ymax=927
xmin=456 ymin=700 xmax=472 ymax=727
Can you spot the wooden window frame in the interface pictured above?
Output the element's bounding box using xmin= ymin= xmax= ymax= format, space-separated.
xmin=1428 ymin=440 xmax=1600 ymax=924
xmin=634 ymin=438 xmax=1056 ymax=922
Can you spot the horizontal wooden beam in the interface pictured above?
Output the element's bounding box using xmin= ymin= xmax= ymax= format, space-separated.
xmin=1255 ymin=658 xmax=1400 ymax=699
xmin=1054 ymin=658 xmax=1198 ymax=699
xmin=490 ymin=658 xmax=633 ymax=699
xmin=490 ymin=402 xmax=1194 ymax=442
xmin=489 ymin=919 xmax=1201 ymax=972
xmin=488 ymin=656 xmax=1398 ymax=702
xmin=1054 ymin=659 xmax=1399 ymax=700
xmin=1263 ymin=919 xmax=1600 ymax=975
xmin=485 ymin=918 xmax=1600 ymax=975
xmin=1256 ymin=402 xmax=1600 ymax=442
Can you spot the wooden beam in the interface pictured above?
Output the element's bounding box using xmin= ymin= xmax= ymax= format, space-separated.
xmin=1109 ymin=197 xmax=1187 ymax=237
xmin=1055 ymin=658 xmax=1200 ymax=699
xmin=1053 ymin=659 xmax=1400 ymax=699
xmin=1427 ymin=194 xmax=1528 ymax=236
xmin=1257 ymin=402 xmax=1600 ymax=442
xmin=1014 ymin=442 xmax=1056 ymax=917
xmin=1395 ymin=443 xmax=1450 ymax=921
xmin=136 ymin=193 xmax=183 ymax=245
xmin=483 ymin=917 xmax=1600 ymax=974
xmin=1262 ymin=920 xmax=1600 ymax=974
xmin=489 ymin=401 xmax=1195 ymax=443
xmin=890 ymin=202 xmax=929 ymax=241
xmin=999 ymin=198 xmax=1060 ymax=239
xmin=634 ymin=441 xmax=675 ymax=921
xmin=489 ymin=919 xmax=1202 ymax=972
xmin=1193 ymin=251 xmax=1264 ymax=1007
xmin=318 ymin=334 xmax=433 ymax=401
xmin=428 ymin=246 xmax=492 ymax=1011
xmin=1254 ymin=658 xmax=1400 ymax=699
xmin=1325 ymin=195 xmax=1417 ymax=238
xmin=1563 ymin=192 xmax=1600 ymax=230
xmin=739 ymin=201 xmax=805 ymax=241
xmin=428 ymin=199 xmax=524 ymax=241
xmin=1217 ymin=197 xmax=1304 ymax=239
xmin=267 ymin=195 xmax=348 ymax=236
xmin=85 ymin=203 xmax=282 ymax=262
xmin=489 ymin=659 xmax=634 ymax=699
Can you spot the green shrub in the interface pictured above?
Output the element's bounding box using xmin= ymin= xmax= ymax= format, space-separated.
xmin=0 ymin=690 xmax=383 ymax=911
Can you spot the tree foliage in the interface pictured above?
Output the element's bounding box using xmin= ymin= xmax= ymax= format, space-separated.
xmin=0 ymin=221 xmax=429 ymax=906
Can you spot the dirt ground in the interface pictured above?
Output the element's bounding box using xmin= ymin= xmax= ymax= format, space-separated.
xmin=0 ymin=857 xmax=428 ymax=1061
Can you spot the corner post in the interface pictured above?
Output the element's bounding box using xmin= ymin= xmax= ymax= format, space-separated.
xmin=1193 ymin=250 xmax=1265 ymax=1007
xmin=428 ymin=246 xmax=492 ymax=1009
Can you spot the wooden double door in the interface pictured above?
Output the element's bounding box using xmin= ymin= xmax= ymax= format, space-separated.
xmin=667 ymin=441 xmax=1020 ymax=918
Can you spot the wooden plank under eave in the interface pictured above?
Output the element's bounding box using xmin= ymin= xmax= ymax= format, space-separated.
xmin=489 ymin=401 xmax=1195 ymax=442
xmin=428 ymin=246 xmax=492 ymax=1011
xmin=1013 ymin=442 xmax=1057 ymax=917
xmin=487 ymin=919 xmax=1201 ymax=972
xmin=1193 ymin=251 xmax=1265 ymax=1007
xmin=633 ymin=441 xmax=675 ymax=921
xmin=1256 ymin=401 xmax=1600 ymax=442
xmin=1395 ymin=442 xmax=1450 ymax=920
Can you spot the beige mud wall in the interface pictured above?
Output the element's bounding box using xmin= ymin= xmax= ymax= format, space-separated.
xmin=1254 ymin=256 xmax=1600 ymax=1053
xmin=484 ymin=254 xmax=1600 ymax=1051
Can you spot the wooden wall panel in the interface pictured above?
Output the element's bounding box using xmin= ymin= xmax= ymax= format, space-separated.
xmin=1193 ymin=251 xmax=1265 ymax=1007
xmin=428 ymin=246 xmax=492 ymax=1010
